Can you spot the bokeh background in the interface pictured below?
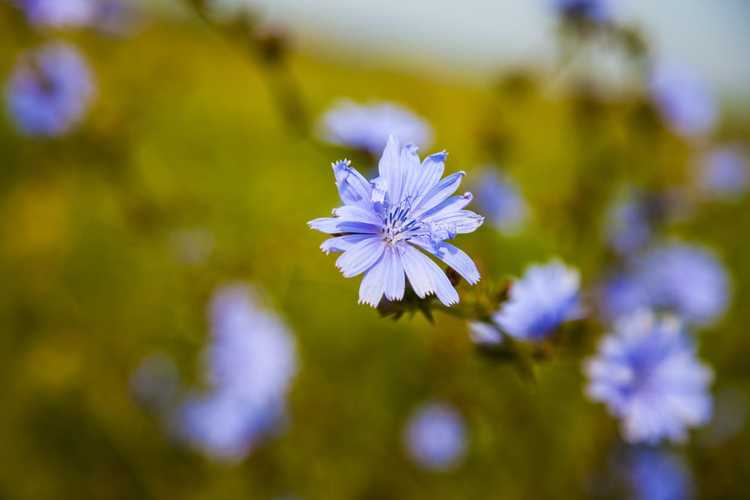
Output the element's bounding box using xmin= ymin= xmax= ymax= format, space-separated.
xmin=1 ymin=1 xmax=749 ymax=499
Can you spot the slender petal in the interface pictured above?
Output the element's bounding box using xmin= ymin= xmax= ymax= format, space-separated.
xmin=332 ymin=205 xmax=383 ymax=226
xmin=412 ymin=151 xmax=447 ymax=205
xmin=412 ymin=171 xmax=466 ymax=217
xmin=320 ymin=234 xmax=373 ymax=254
xmin=412 ymin=239 xmax=480 ymax=285
xmin=383 ymin=248 xmax=406 ymax=301
xmin=427 ymin=210 xmax=484 ymax=237
xmin=308 ymin=217 xmax=380 ymax=235
xmin=401 ymin=245 xmax=458 ymax=306
xmin=333 ymin=160 xmax=372 ymax=207
xmin=358 ymin=255 xmax=387 ymax=306
xmin=420 ymin=192 xmax=474 ymax=220
xmin=378 ymin=135 xmax=402 ymax=202
xmin=336 ymin=237 xmax=386 ymax=278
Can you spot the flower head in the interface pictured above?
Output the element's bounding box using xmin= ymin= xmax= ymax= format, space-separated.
xmin=650 ymin=62 xmax=717 ymax=138
xmin=626 ymin=448 xmax=694 ymax=500
xmin=177 ymin=285 xmax=297 ymax=461
xmin=697 ymin=146 xmax=749 ymax=200
xmin=6 ymin=43 xmax=94 ymax=137
xmin=585 ymin=311 xmax=713 ymax=444
xmin=492 ymin=260 xmax=583 ymax=341
xmin=309 ymin=135 xmax=483 ymax=307
xmin=474 ymin=169 xmax=527 ymax=235
xmin=404 ymin=402 xmax=467 ymax=471
xmin=606 ymin=191 xmax=653 ymax=257
xmin=552 ymin=0 xmax=614 ymax=23
xmin=17 ymin=0 xmax=95 ymax=28
xmin=601 ymin=243 xmax=729 ymax=326
xmin=320 ymin=101 xmax=432 ymax=155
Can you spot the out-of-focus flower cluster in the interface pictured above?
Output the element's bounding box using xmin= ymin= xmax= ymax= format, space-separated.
xmin=134 ymin=284 xmax=297 ymax=461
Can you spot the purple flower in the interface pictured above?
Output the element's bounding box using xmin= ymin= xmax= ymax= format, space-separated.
xmin=493 ymin=260 xmax=584 ymax=341
xmin=320 ymin=101 xmax=432 ymax=155
xmin=309 ymin=135 xmax=483 ymax=307
xmin=552 ymin=0 xmax=614 ymax=23
xmin=469 ymin=321 xmax=503 ymax=346
xmin=474 ymin=169 xmax=527 ymax=235
xmin=600 ymin=243 xmax=729 ymax=326
xmin=696 ymin=147 xmax=749 ymax=200
xmin=606 ymin=191 xmax=653 ymax=257
xmin=650 ymin=62 xmax=717 ymax=138
xmin=585 ymin=311 xmax=713 ymax=444
xmin=627 ymin=448 xmax=694 ymax=500
xmin=404 ymin=402 xmax=467 ymax=471
xmin=17 ymin=0 xmax=95 ymax=28
xmin=5 ymin=43 xmax=94 ymax=137
xmin=176 ymin=285 xmax=297 ymax=461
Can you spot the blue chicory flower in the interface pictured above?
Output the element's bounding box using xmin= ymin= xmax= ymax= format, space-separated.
xmin=309 ymin=135 xmax=484 ymax=307
xmin=16 ymin=0 xmax=95 ymax=28
xmin=492 ymin=260 xmax=584 ymax=341
xmin=696 ymin=146 xmax=749 ymax=200
xmin=605 ymin=190 xmax=653 ymax=257
xmin=552 ymin=0 xmax=614 ymax=23
xmin=176 ymin=284 xmax=297 ymax=461
xmin=649 ymin=62 xmax=717 ymax=139
xmin=585 ymin=311 xmax=713 ymax=444
xmin=627 ymin=448 xmax=694 ymax=500
xmin=600 ymin=243 xmax=729 ymax=326
xmin=404 ymin=402 xmax=467 ymax=471
xmin=320 ymin=101 xmax=432 ymax=155
xmin=469 ymin=321 xmax=504 ymax=346
xmin=5 ymin=42 xmax=94 ymax=137
xmin=474 ymin=169 xmax=527 ymax=235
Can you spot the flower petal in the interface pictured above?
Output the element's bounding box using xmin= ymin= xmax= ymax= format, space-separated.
xmin=411 ymin=239 xmax=480 ymax=285
xmin=377 ymin=135 xmax=402 ymax=202
xmin=396 ymin=143 xmax=421 ymax=204
xmin=332 ymin=160 xmax=372 ymax=208
xmin=412 ymin=171 xmax=465 ymax=218
xmin=383 ymin=247 xmax=406 ymax=301
xmin=332 ymin=205 xmax=383 ymax=226
xmin=308 ymin=217 xmax=380 ymax=235
xmin=410 ymin=151 xmax=447 ymax=206
xmin=420 ymin=192 xmax=474 ymax=220
xmin=427 ymin=210 xmax=484 ymax=236
xmin=335 ymin=236 xmax=386 ymax=278
xmin=358 ymin=255 xmax=387 ymax=307
xmin=401 ymin=245 xmax=459 ymax=306
xmin=320 ymin=234 xmax=373 ymax=254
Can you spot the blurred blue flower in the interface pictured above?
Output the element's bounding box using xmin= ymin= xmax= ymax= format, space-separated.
xmin=627 ymin=448 xmax=694 ymax=500
xmin=602 ymin=243 xmax=729 ymax=326
xmin=17 ymin=0 xmax=95 ymax=28
xmin=5 ymin=43 xmax=94 ymax=137
xmin=309 ymin=135 xmax=483 ymax=307
xmin=606 ymin=191 xmax=653 ymax=257
xmin=649 ymin=62 xmax=717 ymax=138
xmin=320 ymin=100 xmax=432 ymax=155
xmin=474 ymin=169 xmax=527 ymax=235
xmin=697 ymin=147 xmax=749 ymax=200
xmin=493 ymin=260 xmax=584 ymax=341
xmin=93 ymin=0 xmax=139 ymax=36
xmin=469 ymin=321 xmax=503 ymax=346
xmin=552 ymin=0 xmax=614 ymax=22
xmin=586 ymin=311 xmax=712 ymax=444
xmin=404 ymin=402 xmax=467 ymax=471
xmin=177 ymin=284 xmax=297 ymax=461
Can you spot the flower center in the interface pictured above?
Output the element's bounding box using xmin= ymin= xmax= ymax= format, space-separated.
xmin=381 ymin=198 xmax=425 ymax=245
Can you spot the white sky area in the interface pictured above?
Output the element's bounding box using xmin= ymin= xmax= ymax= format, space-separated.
xmin=197 ymin=1 xmax=750 ymax=103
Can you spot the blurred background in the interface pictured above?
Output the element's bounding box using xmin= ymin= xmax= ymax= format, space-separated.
xmin=1 ymin=1 xmax=749 ymax=499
